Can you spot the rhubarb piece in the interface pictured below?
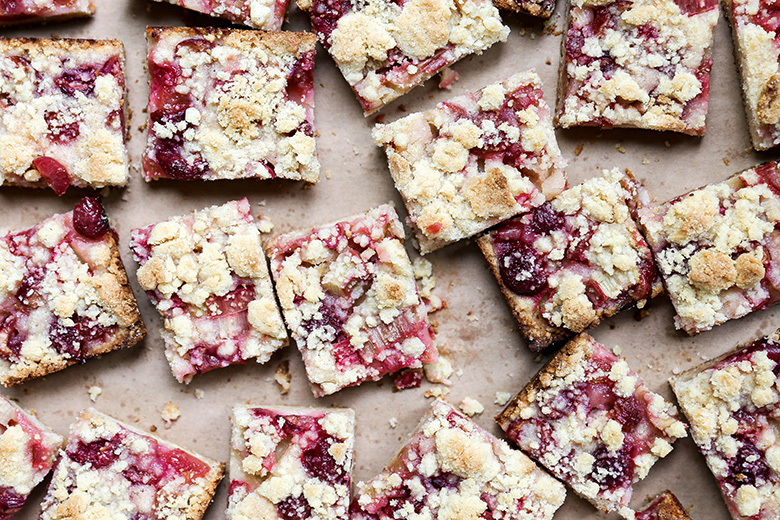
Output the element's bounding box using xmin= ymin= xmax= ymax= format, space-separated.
xmin=496 ymin=333 xmax=687 ymax=513
xmin=144 ymin=27 xmax=319 ymax=183
xmin=636 ymin=491 xmax=691 ymax=520
xmin=478 ymin=168 xmax=662 ymax=351
xmin=0 ymin=38 xmax=128 ymax=192
xmin=299 ymin=0 xmax=509 ymax=114
xmin=351 ymin=399 xmax=566 ymax=519
xmin=374 ymin=71 xmax=567 ymax=254
xmin=0 ymin=198 xmax=146 ymax=386
xmin=0 ymin=395 xmax=63 ymax=519
xmin=39 ymin=408 xmax=224 ymax=520
xmin=0 ymin=0 xmax=94 ymax=26
xmin=152 ymin=0 xmax=290 ymax=30
xmin=671 ymin=331 xmax=780 ymax=520
xmin=130 ymin=198 xmax=287 ymax=384
xmin=637 ymin=161 xmax=780 ymax=334
xmin=556 ymin=0 xmax=719 ymax=135
xmin=265 ymin=204 xmax=437 ymax=397
xmin=228 ymin=405 xmax=354 ymax=520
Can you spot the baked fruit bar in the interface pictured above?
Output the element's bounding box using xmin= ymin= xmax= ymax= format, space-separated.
xmin=0 ymin=0 xmax=94 ymax=26
xmin=724 ymin=0 xmax=780 ymax=150
xmin=374 ymin=71 xmax=567 ymax=254
xmin=298 ymin=0 xmax=509 ymax=114
xmin=151 ymin=0 xmax=290 ymax=30
xmin=0 ymin=197 xmax=145 ymax=387
xmin=636 ymin=491 xmax=691 ymax=520
xmin=351 ymin=398 xmax=566 ymax=519
xmin=228 ymin=405 xmax=354 ymax=520
xmin=39 ymin=408 xmax=224 ymax=520
xmin=130 ymin=198 xmax=287 ymax=384
xmin=671 ymin=331 xmax=780 ymax=520
xmin=637 ymin=161 xmax=780 ymax=334
xmin=0 ymin=395 xmax=63 ymax=519
xmin=478 ymin=168 xmax=661 ymax=351
xmin=0 ymin=38 xmax=127 ymax=194
xmin=496 ymin=333 xmax=687 ymax=513
xmin=144 ymin=27 xmax=318 ymax=183
xmin=556 ymin=0 xmax=719 ymax=135
xmin=265 ymin=204 xmax=437 ymax=396
xmin=494 ymin=0 xmax=555 ymax=18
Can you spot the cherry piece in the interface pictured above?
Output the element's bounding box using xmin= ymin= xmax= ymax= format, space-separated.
xmin=393 ymin=368 xmax=423 ymax=390
xmin=73 ymin=197 xmax=110 ymax=239
xmin=495 ymin=242 xmax=548 ymax=296
xmin=0 ymin=486 xmax=26 ymax=516
xmin=301 ymin=441 xmax=343 ymax=483
xmin=276 ymin=495 xmax=313 ymax=520
xmin=32 ymin=157 xmax=70 ymax=196
xmin=68 ymin=436 xmax=122 ymax=469
xmin=591 ymin=446 xmax=633 ymax=490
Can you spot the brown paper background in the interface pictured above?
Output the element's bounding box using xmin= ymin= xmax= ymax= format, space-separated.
xmin=2 ymin=0 xmax=776 ymax=518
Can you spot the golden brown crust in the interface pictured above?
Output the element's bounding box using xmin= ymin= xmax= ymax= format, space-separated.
xmin=0 ymin=36 xmax=121 ymax=55
xmin=0 ymin=5 xmax=95 ymax=28
xmin=646 ymin=491 xmax=691 ymax=520
xmin=145 ymin=26 xmax=316 ymax=54
xmin=757 ymin=73 xmax=780 ymax=125
xmin=187 ymin=463 xmax=226 ymax=520
xmin=491 ymin=0 xmax=547 ymax=17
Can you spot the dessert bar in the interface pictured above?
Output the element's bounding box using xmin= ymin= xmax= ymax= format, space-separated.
xmin=0 ymin=0 xmax=94 ymax=26
xmin=151 ymin=0 xmax=290 ymax=30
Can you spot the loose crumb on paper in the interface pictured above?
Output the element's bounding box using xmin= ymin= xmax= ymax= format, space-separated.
xmin=194 ymin=389 xmax=204 ymax=400
xmin=642 ymin=158 xmax=649 ymax=165
xmin=438 ymin=68 xmax=460 ymax=89
xmin=161 ymin=401 xmax=181 ymax=428
xmin=389 ymin=417 xmax=398 ymax=429
xmin=613 ymin=345 xmax=622 ymax=355
xmin=459 ymin=397 xmax=484 ymax=416
xmin=615 ymin=143 xmax=626 ymax=153
xmin=494 ymin=392 xmax=512 ymax=406
xmin=275 ymin=360 xmax=291 ymax=394
xmin=424 ymin=356 xmax=453 ymax=385
xmin=425 ymin=386 xmax=450 ymax=399
xmin=88 ymin=386 xmax=102 ymax=402
xmin=574 ymin=142 xmax=584 ymax=156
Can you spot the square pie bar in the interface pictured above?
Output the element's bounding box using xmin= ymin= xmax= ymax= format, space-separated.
xmin=671 ymin=331 xmax=780 ymax=520
xmin=637 ymin=161 xmax=780 ymax=334
xmin=265 ymin=204 xmax=437 ymax=397
xmin=298 ymin=0 xmax=509 ymax=114
xmin=151 ymin=0 xmax=290 ymax=30
xmin=130 ymin=198 xmax=287 ymax=384
xmin=0 ymin=395 xmax=63 ymax=519
xmin=0 ymin=38 xmax=127 ymax=194
xmin=144 ymin=27 xmax=318 ymax=183
xmin=636 ymin=491 xmax=691 ymax=520
xmin=39 ymin=408 xmax=224 ymax=520
xmin=0 ymin=0 xmax=94 ymax=26
xmin=556 ymin=0 xmax=719 ymax=135
xmin=374 ymin=72 xmax=567 ymax=254
xmin=228 ymin=405 xmax=354 ymax=520
xmin=496 ymin=333 xmax=687 ymax=513
xmin=724 ymin=0 xmax=780 ymax=150
xmin=478 ymin=168 xmax=662 ymax=351
xmin=351 ymin=399 xmax=566 ymax=519
xmin=0 ymin=197 xmax=145 ymax=387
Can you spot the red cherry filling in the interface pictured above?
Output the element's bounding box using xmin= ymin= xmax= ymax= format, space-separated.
xmin=302 ymin=298 xmax=348 ymax=344
xmin=310 ymin=0 xmax=354 ymax=44
xmin=55 ymin=65 xmax=97 ymax=97
xmin=286 ymin=51 xmax=315 ymax=108
xmin=49 ymin=317 xmax=112 ymax=361
xmin=591 ymin=445 xmax=634 ymax=490
xmin=0 ymin=0 xmax=26 ymax=15
xmin=753 ymin=0 xmax=780 ymax=39
xmin=277 ymin=495 xmax=313 ymax=520
xmin=73 ymin=197 xmax=110 ymax=239
xmin=44 ymin=111 xmax=80 ymax=144
xmin=155 ymin=139 xmax=208 ymax=180
xmin=302 ymin=441 xmax=345 ymax=484
xmin=0 ymin=486 xmax=26 ymax=517
xmin=393 ymin=368 xmax=423 ymax=390
xmin=494 ymin=241 xmax=548 ymax=296
xmin=69 ymin=435 xmax=122 ymax=469
xmin=672 ymin=0 xmax=716 ymax=14
xmin=725 ymin=439 xmax=771 ymax=488
xmin=205 ymin=284 xmax=256 ymax=316
xmin=32 ymin=157 xmax=70 ymax=196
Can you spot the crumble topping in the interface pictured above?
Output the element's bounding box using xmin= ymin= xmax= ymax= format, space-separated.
xmin=300 ymin=0 xmax=509 ymax=113
xmin=557 ymin=0 xmax=719 ymax=134
xmin=130 ymin=198 xmax=287 ymax=384
xmin=459 ymin=396 xmax=484 ymax=416
xmin=374 ymin=71 xmax=567 ymax=254
xmin=144 ymin=27 xmax=318 ymax=182
xmin=638 ymin=161 xmax=780 ymax=333
xmin=151 ymin=0 xmax=289 ymax=30
xmin=493 ymin=0 xmax=555 ymax=18
xmin=0 ymin=0 xmax=94 ymax=26
xmin=497 ymin=334 xmax=686 ymax=512
xmin=0 ymin=38 xmax=127 ymax=191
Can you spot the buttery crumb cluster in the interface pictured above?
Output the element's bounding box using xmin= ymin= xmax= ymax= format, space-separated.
xmin=228 ymin=405 xmax=354 ymax=520
xmin=299 ymin=0 xmax=509 ymax=113
xmin=151 ymin=0 xmax=290 ymax=30
xmin=478 ymin=168 xmax=662 ymax=351
xmin=0 ymin=0 xmax=94 ymax=26
xmin=144 ymin=27 xmax=319 ymax=182
xmin=672 ymin=332 xmax=780 ymax=520
xmin=351 ymin=399 xmax=567 ymax=520
xmin=638 ymin=161 xmax=780 ymax=334
xmin=374 ymin=72 xmax=567 ymax=254
xmin=130 ymin=198 xmax=287 ymax=384
xmin=497 ymin=334 xmax=686 ymax=513
xmin=265 ymin=204 xmax=437 ymax=397
xmin=557 ymin=0 xmax=719 ymax=134
xmin=0 ymin=38 xmax=128 ymax=192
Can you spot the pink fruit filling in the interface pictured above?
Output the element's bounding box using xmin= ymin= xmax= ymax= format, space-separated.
xmin=32 ymin=157 xmax=70 ymax=196
xmin=0 ymin=487 xmax=25 ymax=520
xmin=73 ymin=197 xmax=110 ymax=239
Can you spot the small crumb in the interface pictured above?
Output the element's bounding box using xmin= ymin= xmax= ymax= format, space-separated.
xmin=194 ymin=389 xmax=204 ymax=400
xmin=161 ymin=401 xmax=181 ymax=428
xmin=88 ymin=386 xmax=102 ymax=402
xmin=642 ymin=158 xmax=649 ymax=165
xmin=424 ymin=356 xmax=453 ymax=385
xmin=672 ymin=367 xmax=681 ymax=375
xmin=438 ymin=67 xmax=460 ymax=89
xmin=664 ymin=141 xmax=671 ymax=147
xmin=615 ymin=143 xmax=626 ymax=153
xmin=399 ymin=104 xmax=407 ymax=112
xmin=575 ymin=142 xmax=584 ymax=156
xmin=613 ymin=345 xmax=622 ymax=355
xmin=723 ymin=157 xmax=730 ymax=165
xmin=467 ymin=314 xmax=479 ymax=322
xmin=545 ymin=59 xmax=552 ymax=65
xmin=495 ymin=392 xmax=512 ymax=406
xmin=256 ymin=216 xmax=273 ymax=233
xmin=456 ymin=369 xmax=463 ymax=377
xmin=424 ymin=386 xmax=450 ymax=399
xmin=352 ymin=146 xmax=359 ymax=155
xmin=274 ymin=360 xmax=291 ymax=394
xmin=150 ymin=425 xmax=157 ymax=432
xmin=375 ymin=114 xmax=386 ymax=124
xmin=459 ymin=397 xmax=484 ymax=417
xmin=257 ymin=199 xmax=266 ymax=206
xmin=325 ymin=170 xmax=332 ymax=179
xmin=389 ymin=417 xmax=398 ymax=429
xmin=746 ymin=147 xmax=754 ymax=154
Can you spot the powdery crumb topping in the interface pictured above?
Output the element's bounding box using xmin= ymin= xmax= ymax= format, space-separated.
xmin=459 ymin=397 xmax=484 ymax=416
xmin=497 ymin=334 xmax=686 ymax=513
xmin=150 ymin=0 xmax=290 ymax=30
xmin=478 ymin=168 xmax=661 ymax=351
xmin=557 ymin=0 xmax=719 ymax=135
xmin=228 ymin=405 xmax=355 ymax=520
xmin=301 ymin=0 xmax=508 ymax=113
xmin=0 ymin=203 xmax=145 ymax=387
xmin=0 ymin=1 xmax=94 ymax=27
xmin=351 ymin=399 xmax=566 ymax=520
xmin=39 ymin=408 xmax=224 ymax=520
xmin=0 ymin=38 xmax=128 ymax=189
xmin=424 ymin=355 xmax=453 ymax=384
xmin=374 ymin=71 xmax=567 ymax=254
xmin=144 ymin=27 xmax=319 ymax=182
xmin=265 ymin=204 xmax=437 ymax=397
xmin=638 ymin=162 xmax=780 ymax=334
xmin=130 ymin=198 xmax=287 ymax=384
xmin=671 ymin=332 xmax=780 ymax=520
